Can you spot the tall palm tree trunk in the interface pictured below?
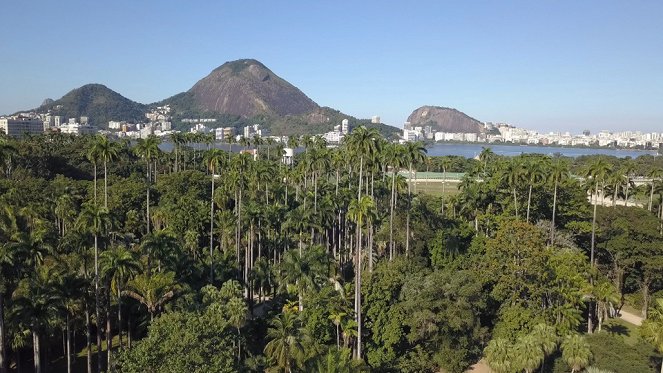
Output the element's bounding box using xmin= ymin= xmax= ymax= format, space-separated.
xmin=0 ymin=295 xmax=5 ymax=373
xmin=210 ymin=174 xmax=215 ymax=282
xmin=94 ymin=234 xmax=102 ymax=373
xmin=32 ymin=331 xmax=40 ymax=373
xmin=146 ymin=162 xmax=151 ymax=235
xmin=650 ymin=183 xmax=655 ymax=211
xmin=106 ymin=297 xmax=112 ymax=370
xmin=66 ymin=314 xmax=72 ymax=373
xmin=526 ymin=184 xmax=533 ymax=222
xmin=513 ymin=188 xmax=519 ymax=219
xmin=550 ymin=180 xmax=558 ymax=244
xmin=406 ymin=163 xmax=413 ymax=256
xmin=117 ymin=285 xmax=123 ymax=350
xmin=93 ymin=162 xmax=97 ymax=206
xmin=86 ymin=301 xmax=92 ymax=373
xmin=355 ymin=217 xmax=363 ymax=360
xmin=389 ymin=170 xmax=396 ymax=260
xmin=104 ymin=157 xmax=108 ymax=208
xmin=624 ymin=183 xmax=630 ymax=207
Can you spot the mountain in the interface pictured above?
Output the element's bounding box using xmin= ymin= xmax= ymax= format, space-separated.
xmin=34 ymin=84 xmax=146 ymax=126
xmin=406 ymin=106 xmax=483 ymax=133
xmin=21 ymin=59 xmax=401 ymax=137
xmin=163 ymin=59 xmax=319 ymax=118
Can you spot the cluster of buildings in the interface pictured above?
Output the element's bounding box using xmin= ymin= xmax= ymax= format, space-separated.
xmin=320 ymin=119 xmax=350 ymax=143
xmin=402 ymin=121 xmax=663 ymax=149
xmin=0 ymin=112 xmax=95 ymax=137
xmin=108 ymin=105 xmax=173 ymax=139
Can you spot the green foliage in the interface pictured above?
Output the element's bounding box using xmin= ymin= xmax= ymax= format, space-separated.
xmin=115 ymin=290 xmax=240 ymax=372
xmin=36 ymin=84 xmax=146 ymax=127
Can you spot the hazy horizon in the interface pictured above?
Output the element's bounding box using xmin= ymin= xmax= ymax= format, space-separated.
xmin=1 ymin=1 xmax=661 ymax=133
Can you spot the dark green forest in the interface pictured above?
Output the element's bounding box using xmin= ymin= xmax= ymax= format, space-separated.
xmin=0 ymin=130 xmax=662 ymax=373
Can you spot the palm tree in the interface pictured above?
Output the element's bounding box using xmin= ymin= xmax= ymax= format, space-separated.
xmin=648 ymin=169 xmax=663 ymax=212
xmin=170 ymin=132 xmax=186 ymax=172
xmin=0 ymin=241 xmax=19 ymax=373
xmin=87 ymin=143 xmax=100 ymax=206
xmin=484 ymin=338 xmax=513 ymax=373
xmin=329 ymin=311 xmax=347 ymax=349
xmin=226 ymin=296 xmax=247 ymax=362
xmin=478 ymin=146 xmax=495 ymax=175
xmin=593 ymin=280 xmax=619 ymax=332
xmin=134 ymin=135 xmax=162 ymax=234
xmin=76 ymin=203 xmax=110 ymax=373
xmin=99 ymin=246 xmax=140 ymax=351
xmin=11 ymin=265 xmax=61 ymax=373
xmin=524 ymin=158 xmax=546 ymax=222
xmin=277 ymin=247 xmax=327 ymax=312
xmin=561 ymin=334 xmax=591 ymax=373
xmin=204 ymin=149 xmax=225 ymax=281
xmin=91 ymin=135 xmax=121 ymax=208
xmin=514 ymin=333 xmax=544 ymax=373
xmin=403 ymin=141 xmax=427 ymax=255
xmin=264 ymin=312 xmax=307 ymax=373
xmin=440 ymin=156 xmax=453 ymax=215
xmin=640 ymin=298 xmax=663 ymax=373
xmin=502 ymin=159 xmax=526 ymax=219
xmin=140 ymin=230 xmax=179 ymax=274
xmin=347 ymin=195 xmax=375 ymax=359
xmin=585 ymin=158 xmax=612 ymax=267
xmin=123 ymin=271 xmax=180 ymax=321
xmin=549 ymin=159 xmax=569 ymax=244
xmin=53 ymin=266 xmax=86 ymax=373
xmin=620 ymin=161 xmax=636 ymax=207
xmin=531 ymin=323 xmax=558 ymax=373
xmin=383 ymin=143 xmax=404 ymax=259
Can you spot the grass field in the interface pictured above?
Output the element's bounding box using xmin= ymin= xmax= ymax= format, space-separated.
xmin=410 ymin=180 xmax=460 ymax=196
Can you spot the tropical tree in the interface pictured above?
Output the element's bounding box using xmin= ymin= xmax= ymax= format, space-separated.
xmin=514 ymin=333 xmax=544 ymax=373
xmin=640 ymin=298 xmax=663 ymax=373
xmin=264 ymin=312 xmax=308 ymax=373
xmin=100 ymin=246 xmax=140 ymax=350
xmin=549 ymin=158 xmax=569 ymax=244
xmin=648 ymin=169 xmax=663 ymax=212
xmin=584 ymin=158 xmax=612 ymax=267
xmin=11 ymin=265 xmax=61 ymax=373
xmin=502 ymin=158 xmax=526 ymax=219
xmin=561 ymin=334 xmax=591 ymax=373
xmin=347 ymin=195 xmax=375 ymax=359
xmin=91 ymin=135 xmax=121 ymax=208
xmin=524 ymin=158 xmax=546 ymax=222
xmin=531 ymin=323 xmax=558 ymax=373
xmin=204 ymin=148 xmax=225 ymax=281
xmin=484 ymin=338 xmax=513 ymax=373
xmin=403 ymin=141 xmax=427 ymax=255
xmin=134 ymin=135 xmax=162 ymax=234
xmin=76 ymin=202 xmax=111 ymax=372
xmin=123 ymin=271 xmax=180 ymax=321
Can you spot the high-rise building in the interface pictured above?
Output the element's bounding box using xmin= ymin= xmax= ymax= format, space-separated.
xmin=371 ymin=115 xmax=380 ymax=124
xmin=0 ymin=116 xmax=45 ymax=137
xmin=341 ymin=119 xmax=349 ymax=134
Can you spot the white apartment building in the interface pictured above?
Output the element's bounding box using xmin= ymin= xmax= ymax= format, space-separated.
xmin=0 ymin=116 xmax=45 ymax=137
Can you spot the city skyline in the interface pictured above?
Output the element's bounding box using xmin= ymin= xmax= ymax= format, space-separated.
xmin=1 ymin=1 xmax=662 ymax=133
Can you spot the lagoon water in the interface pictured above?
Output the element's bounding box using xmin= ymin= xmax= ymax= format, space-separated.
xmin=426 ymin=143 xmax=659 ymax=159
xmin=159 ymin=141 xmax=659 ymax=159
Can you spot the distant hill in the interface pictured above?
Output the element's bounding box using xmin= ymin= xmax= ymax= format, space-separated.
xmin=162 ymin=59 xmax=319 ymax=118
xmin=20 ymin=59 xmax=401 ymax=137
xmin=407 ymin=106 xmax=483 ymax=133
xmin=34 ymin=84 xmax=146 ymax=126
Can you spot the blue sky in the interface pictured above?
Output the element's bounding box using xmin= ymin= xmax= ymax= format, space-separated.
xmin=1 ymin=1 xmax=662 ymax=132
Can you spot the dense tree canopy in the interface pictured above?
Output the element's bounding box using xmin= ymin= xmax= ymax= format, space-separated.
xmin=0 ymin=132 xmax=661 ymax=372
